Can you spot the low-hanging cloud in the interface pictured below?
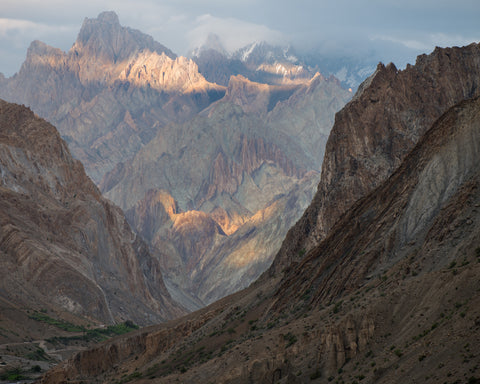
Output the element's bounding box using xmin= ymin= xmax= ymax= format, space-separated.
xmin=187 ymin=14 xmax=284 ymax=53
xmin=0 ymin=0 xmax=479 ymax=76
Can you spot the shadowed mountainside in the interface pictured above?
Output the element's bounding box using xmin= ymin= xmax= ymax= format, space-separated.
xmin=271 ymin=43 xmax=480 ymax=274
xmin=40 ymin=78 xmax=480 ymax=384
xmin=0 ymin=99 xmax=184 ymax=334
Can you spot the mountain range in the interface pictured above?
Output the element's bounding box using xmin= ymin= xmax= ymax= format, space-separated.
xmin=0 ymin=11 xmax=352 ymax=308
xmin=38 ymin=42 xmax=480 ymax=384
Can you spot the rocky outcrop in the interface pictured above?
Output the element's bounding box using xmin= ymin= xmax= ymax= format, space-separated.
xmin=271 ymin=43 xmax=480 ymax=274
xmin=0 ymin=99 xmax=184 ymax=328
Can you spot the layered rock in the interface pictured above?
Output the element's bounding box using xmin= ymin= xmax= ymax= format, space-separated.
xmin=103 ymin=73 xmax=350 ymax=305
xmin=271 ymin=43 xmax=480 ymax=274
xmin=0 ymin=99 xmax=184 ymax=329
xmin=40 ymin=94 xmax=480 ymax=384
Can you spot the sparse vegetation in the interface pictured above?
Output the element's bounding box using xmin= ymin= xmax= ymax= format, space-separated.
xmin=26 ymin=347 xmax=50 ymax=361
xmin=310 ymin=369 xmax=321 ymax=380
xmin=28 ymin=311 xmax=84 ymax=332
xmin=333 ymin=301 xmax=343 ymax=314
xmin=394 ymin=349 xmax=403 ymax=357
xmin=0 ymin=367 xmax=27 ymax=381
xmin=46 ymin=321 xmax=139 ymax=344
xmin=283 ymin=332 xmax=298 ymax=348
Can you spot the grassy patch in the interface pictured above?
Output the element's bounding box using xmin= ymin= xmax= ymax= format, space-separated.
xmin=0 ymin=367 xmax=28 ymax=381
xmin=26 ymin=347 xmax=50 ymax=361
xmin=28 ymin=311 xmax=84 ymax=332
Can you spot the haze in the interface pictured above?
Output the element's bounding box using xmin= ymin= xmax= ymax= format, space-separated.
xmin=1 ymin=0 xmax=479 ymax=76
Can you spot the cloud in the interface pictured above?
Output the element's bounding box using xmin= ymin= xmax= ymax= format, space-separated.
xmin=186 ymin=14 xmax=284 ymax=53
xmin=0 ymin=0 xmax=479 ymax=76
xmin=0 ymin=17 xmax=78 ymax=75
xmin=372 ymin=33 xmax=480 ymax=53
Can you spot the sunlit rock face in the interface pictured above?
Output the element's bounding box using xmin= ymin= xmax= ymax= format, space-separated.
xmin=0 ymin=11 xmax=225 ymax=183
xmin=108 ymin=73 xmax=351 ymax=305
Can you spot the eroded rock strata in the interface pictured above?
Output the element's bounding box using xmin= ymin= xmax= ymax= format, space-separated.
xmin=39 ymin=46 xmax=480 ymax=384
xmin=0 ymin=99 xmax=184 ymax=329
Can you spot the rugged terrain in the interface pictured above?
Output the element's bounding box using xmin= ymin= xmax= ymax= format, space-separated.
xmin=192 ymin=36 xmax=314 ymax=86
xmin=103 ymin=72 xmax=350 ymax=305
xmin=272 ymin=42 xmax=480 ymax=274
xmin=0 ymin=11 xmax=225 ymax=183
xmin=0 ymin=100 xmax=184 ymax=345
xmin=39 ymin=72 xmax=480 ymax=384
xmin=0 ymin=11 xmax=352 ymax=307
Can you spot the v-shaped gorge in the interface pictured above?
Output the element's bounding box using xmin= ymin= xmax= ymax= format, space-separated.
xmin=102 ymin=73 xmax=351 ymax=306
xmin=0 ymin=11 xmax=352 ymax=308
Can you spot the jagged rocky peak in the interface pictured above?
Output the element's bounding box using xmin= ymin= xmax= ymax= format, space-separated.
xmin=72 ymin=10 xmax=176 ymax=63
xmin=222 ymin=75 xmax=271 ymax=114
xmin=27 ymin=39 xmax=63 ymax=58
xmin=234 ymin=41 xmax=298 ymax=65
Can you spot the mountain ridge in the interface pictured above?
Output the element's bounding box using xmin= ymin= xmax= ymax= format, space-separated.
xmin=270 ymin=42 xmax=480 ymax=275
xmin=0 ymin=99 xmax=184 ymax=330
xmin=39 ymin=84 xmax=480 ymax=384
xmin=0 ymin=11 xmax=225 ymax=183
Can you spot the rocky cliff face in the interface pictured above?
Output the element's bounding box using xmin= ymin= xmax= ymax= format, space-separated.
xmin=40 ymin=93 xmax=480 ymax=384
xmin=0 ymin=11 xmax=225 ymax=182
xmin=0 ymin=99 xmax=184 ymax=330
xmin=103 ymin=73 xmax=350 ymax=305
xmin=271 ymin=43 xmax=480 ymax=274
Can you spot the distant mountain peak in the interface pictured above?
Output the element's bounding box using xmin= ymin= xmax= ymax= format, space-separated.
xmin=96 ymin=10 xmax=120 ymax=24
xmin=203 ymin=33 xmax=229 ymax=55
xmin=233 ymin=41 xmax=299 ymax=66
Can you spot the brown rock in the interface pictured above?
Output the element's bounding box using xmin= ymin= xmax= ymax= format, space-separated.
xmin=271 ymin=43 xmax=480 ymax=274
xmin=0 ymin=99 xmax=184 ymax=330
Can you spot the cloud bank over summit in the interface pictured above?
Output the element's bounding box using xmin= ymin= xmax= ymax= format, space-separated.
xmin=1 ymin=0 xmax=479 ymax=76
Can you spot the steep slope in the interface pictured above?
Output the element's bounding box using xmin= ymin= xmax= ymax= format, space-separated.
xmin=0 ymin=12 xmax=353 ymax=309
xmin=0 ymin=11 xmax=225 ymax=182
xmin=39 ymin=87 xmax=480 ymax=384
xmin=271 ymin=43 xmax=480 ymax=274
xmin=102 ymin=74 xmax=350 ymax=304
xmin=0 ymin=99 xmax=184 ymax=336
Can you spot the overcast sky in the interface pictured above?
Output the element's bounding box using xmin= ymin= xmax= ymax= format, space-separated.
xmin=1 ymin=0 xmax=479 ymax=76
